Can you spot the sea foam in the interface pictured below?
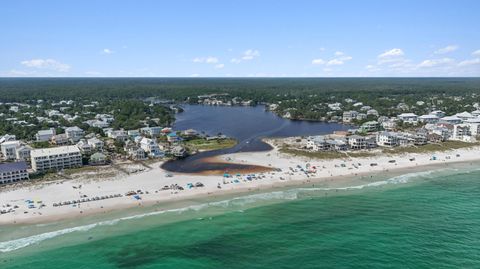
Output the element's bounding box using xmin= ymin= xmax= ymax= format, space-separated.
xmin=0 ymin=169 xmax=439 ymax=253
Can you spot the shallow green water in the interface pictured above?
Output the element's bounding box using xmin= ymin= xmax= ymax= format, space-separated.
xmin=2 ymin=167 xmax=480 ymax=268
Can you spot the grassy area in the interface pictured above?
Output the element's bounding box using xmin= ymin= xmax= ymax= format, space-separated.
xmin=382 ymin=141 xmax=480 ymax=155
xmin=279 ymin=140 xmax=478 ymax=160
xmin=279 ymin=146 xmax=351 ymax=159
xmin=184 ymin=138 xmax=237 ymax=152
xmin=62 ymin=166 xmax=104 ymax=175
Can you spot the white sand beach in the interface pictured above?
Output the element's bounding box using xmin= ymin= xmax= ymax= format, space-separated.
xmin=1 ymin=140 xmax=480 ymax=225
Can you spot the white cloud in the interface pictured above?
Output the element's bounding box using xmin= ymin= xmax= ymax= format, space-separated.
xmin=434 ymin=45 xmax=458 ymax=54
xmin=338 ymin=55 xmax=352 ymax=61
xmin=242 ymin=49 xmax=260 ymax=60
xmin=192 ymin=56 xmax=219 ymax=64
xmin=326 ymin=59 xmax=344 ymax=66
xmin=418 ymin=58 xmax=454 ymax=68
xmin=190 ymin=73 xmax=200 ymax=77
xmin=311 ymin=58 xmax=325 ymax=65
xmin=378 ymin=48 xmax=404 ymax=59
xmin=205 ymin=57 xmax=219 ymax=64
xmin=231 ymin=49 xmax=260 ymax=63
xmin=311 ymin=51 xmax=352 ymax=66
xmin=21 ymin=59 xmax=70 ymax=72
xmin=472 ymin=49 xmax=480 ymax=57
xmin=458 ymin=58 xmax=480 ymax=67
xmin=102 ymin=48 xmax=114 ymax=54
xmin=214 ymin=63 xmax=225 ymax=69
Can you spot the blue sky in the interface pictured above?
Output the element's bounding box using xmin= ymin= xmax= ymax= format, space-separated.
xmin=1 ymin=0 xmax=479 ymax=77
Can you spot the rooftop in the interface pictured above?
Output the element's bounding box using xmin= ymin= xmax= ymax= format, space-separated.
xmin=0 ymin=161 xmax=27 ymax=173
xmin=31 ymin=146 xmax=81 ymax=157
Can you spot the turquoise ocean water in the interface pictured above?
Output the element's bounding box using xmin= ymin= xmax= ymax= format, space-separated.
xmin=1 ymin=163 xmax=480 ymax=268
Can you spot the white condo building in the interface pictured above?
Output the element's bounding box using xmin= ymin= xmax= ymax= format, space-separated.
xmin=31 ymin=146 xmax=83 ymax=172
xmin=0 ymin=162 xmax=29 ymax=184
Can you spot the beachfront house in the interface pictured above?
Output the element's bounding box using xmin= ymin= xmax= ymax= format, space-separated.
xmin=397 ymin=113 xmax=418 ymax=124
xmin=125 ymin=142 xmax=147 ymax=160
xmin=307 ymin=136 xmax=329 ymax=151
xmin=35 ymin=128 xmax=56 ymax=142
xmin=347 ymin=135 xmax=367 ymax=150
xmin=89 ymin=152 xmax=108 ymax=165
xmin=452 ymin=124 xmax=474 ymax=142
xmin=328 ymin=139 xmax=348 ymax=151
xmin=76 ymin=139 xmax=93 ymax=154
xmin=87 ymin=137 xmax=104 ymax=152
xmin=425 ymin=124 xmax=452 ymax=141
xmin=139 ymin=138 xmax=164 ymax=158
xmin=30 ymin=146 xmax=83 ymax=172
xmin=0 ymin=161 xmax=29 ymax=185
xmin=376 ymin=132 xmax=399 ymax=147
xmin=65 ymin=126 xmax=84 ymax=142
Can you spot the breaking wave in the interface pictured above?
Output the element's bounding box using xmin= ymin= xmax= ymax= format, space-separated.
xmin=0 ymin=169 xmax=439 ymax=253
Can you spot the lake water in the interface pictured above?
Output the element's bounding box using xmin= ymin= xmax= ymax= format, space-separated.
xmin=162 ymin=105 xmax=349 ymax=173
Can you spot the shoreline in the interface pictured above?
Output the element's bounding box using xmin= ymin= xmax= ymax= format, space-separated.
xmin=1 ymin=140 xmax=480 ymax=227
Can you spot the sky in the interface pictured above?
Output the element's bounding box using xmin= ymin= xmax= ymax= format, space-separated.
xmin=1 ymin=0 xmax=479 ymax=77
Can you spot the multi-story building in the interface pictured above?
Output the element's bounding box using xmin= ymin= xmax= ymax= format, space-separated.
xmin=65 ymin=126 xmax=84 ymax=142
xmin=347 ymin=135 xmax=367 ymax=150
xmin=139 ymin=138 xmax=164 ymax=158
xmin=0 ymin=161 xmax=29 ymax=184
xmin=87 ymin=137 xmax=104 ymax=151
xmin=16 ymin=145 xmax=32 ymax=161
xmin=419 ymin=114 xmax=439 ymax=124
xmin=397 ymin=113 xmax=418 ymax=124
xmin=36 ymin=128 xmax=56 ymax=142
xmin=50 ymin=133 xmax=69 ymax=145
xmin=342 ymin=111 xmax=358 ymax=123
xmin=360 ymin=121 xmax=379 ymax=132
xmin=30 ymin=146 xmax=83 ymax=172
xmin=140 ymin=126 xmax=163 ymax=137
xmin=376 ymin=132 xmax=399 ymax=147
xmin=1 ymin=140 xmax=21 ymax=160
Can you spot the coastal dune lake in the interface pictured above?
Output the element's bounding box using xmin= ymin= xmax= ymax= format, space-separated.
xmin=163 ymin=105 xmax=349 ymax=173
xmin=2 ymin=105 xmax=480 ymax=268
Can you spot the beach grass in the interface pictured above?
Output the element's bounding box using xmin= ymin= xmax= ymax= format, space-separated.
xmin=279 ymin=140 xmax=480 ymax=160
xmin=279 ymin=147 xmax=351 ymax=159
xmin=185 ymin=138 xmax=237 ymax=151
xmin=382 ymin=141 xmax=480 ymax=155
